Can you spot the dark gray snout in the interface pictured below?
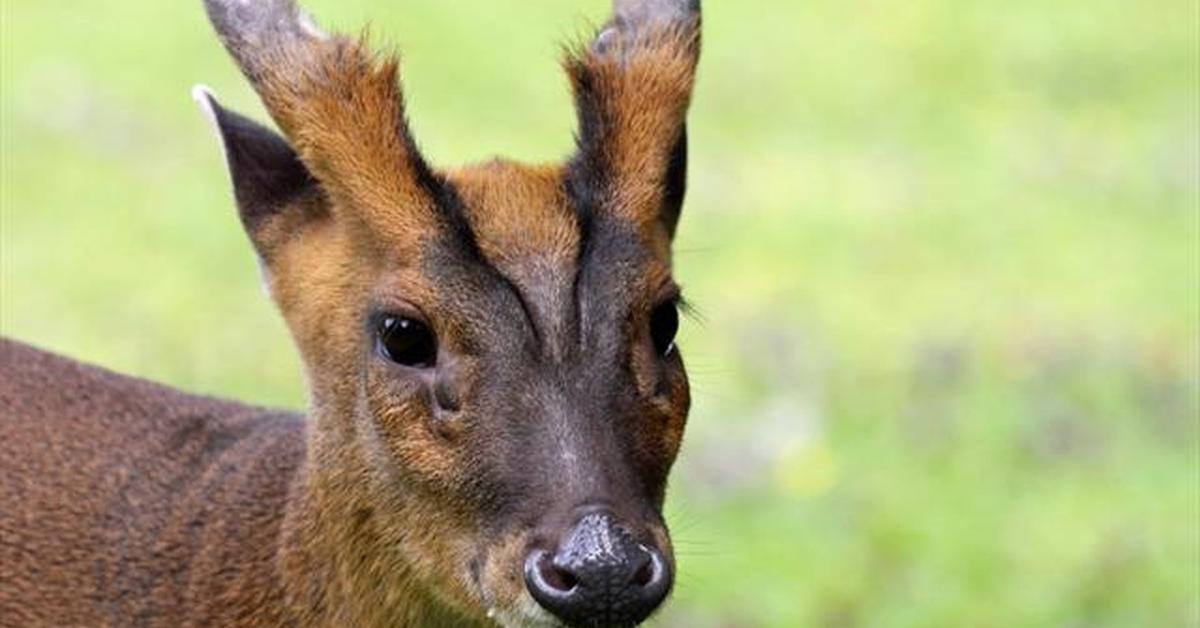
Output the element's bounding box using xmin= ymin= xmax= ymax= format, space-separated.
xmin=524 ymin=511 xmax=671 ymax=627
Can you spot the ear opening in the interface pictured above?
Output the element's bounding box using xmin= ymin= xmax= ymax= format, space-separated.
xmin=193 ymin=85 xmax=324 ymax=256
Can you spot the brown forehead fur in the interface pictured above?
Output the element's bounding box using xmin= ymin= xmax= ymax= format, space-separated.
xmin=447 ymin=161 xmax=579 ymax=271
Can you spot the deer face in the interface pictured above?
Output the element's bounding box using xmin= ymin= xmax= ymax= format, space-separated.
xmin=197 ymin=1 xmax=699 ymax=625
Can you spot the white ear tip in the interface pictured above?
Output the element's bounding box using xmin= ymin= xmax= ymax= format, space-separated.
xmin=191 ymin=84 xmax=219 ymax=125
xmin=191 ymin=84 xmax=225 ymax=146
xmin=191 ymin=84 xmax=216 ymax=107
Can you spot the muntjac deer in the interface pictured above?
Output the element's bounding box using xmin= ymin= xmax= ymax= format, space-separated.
xmin=0 ymin=0 xmax=700 ymax=625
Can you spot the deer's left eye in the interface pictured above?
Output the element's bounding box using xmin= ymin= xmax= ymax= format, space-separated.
xmin=649 ymin=301 xmax=679 ymax=357
xmin=377 ymin=315 xmax=437 ymax=368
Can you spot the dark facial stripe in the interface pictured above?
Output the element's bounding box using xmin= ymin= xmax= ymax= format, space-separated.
xmin=427 ymin=173 xmax=485 ymax=264
xmin=423 ymin=175 xmax=545 ymax=351
xmin=661 ymin=128 xmax=688 ymax=237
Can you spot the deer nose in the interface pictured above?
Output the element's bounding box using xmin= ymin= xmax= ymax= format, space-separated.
xmin=523 ymin=511 xmax=671 ymax=626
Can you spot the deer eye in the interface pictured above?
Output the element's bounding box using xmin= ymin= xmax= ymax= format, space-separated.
xmin=377 ymin=315 xmax=437 ymax=368
xmin=649 ymin=301 xmax=680 ymax=357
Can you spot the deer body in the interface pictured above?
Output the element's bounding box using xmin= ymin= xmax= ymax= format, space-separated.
xmin=0 ymin=340 xmax=306 ymax=626
xmin=0 ymin=339 xmax=479 ymax=626
xmin=1 ymin=1 xmax=703 ymax=626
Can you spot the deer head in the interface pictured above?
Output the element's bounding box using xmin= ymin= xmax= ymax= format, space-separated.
xmin=195 ymin=0 xmax=700 ymax=625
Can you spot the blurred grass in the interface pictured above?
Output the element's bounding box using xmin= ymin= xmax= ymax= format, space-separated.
xmin=1 ymin=0 xmax=1197 ymax=626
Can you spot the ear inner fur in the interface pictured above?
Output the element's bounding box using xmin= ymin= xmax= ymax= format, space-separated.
xmin=195 ymin=87 xmax=321 ymax=255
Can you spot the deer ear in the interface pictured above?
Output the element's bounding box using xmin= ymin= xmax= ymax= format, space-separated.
xmin=192 ymin=85 xmax=323 ymax=258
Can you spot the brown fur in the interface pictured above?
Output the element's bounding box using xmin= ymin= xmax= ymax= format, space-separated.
xmin=0 ymin=339 xmax=303 ymax=626
xmin=2 ymin=1 xmax=701 ymax=626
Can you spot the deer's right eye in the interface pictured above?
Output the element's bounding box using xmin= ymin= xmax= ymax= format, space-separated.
xmin=377 ymin=315 xmax=437 ymax=368
xmin=649 ymin=301 xmax=680 ymax=357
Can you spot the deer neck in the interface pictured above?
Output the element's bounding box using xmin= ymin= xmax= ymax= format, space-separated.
xmin=276 ymin=401 xmax=485 ymax=627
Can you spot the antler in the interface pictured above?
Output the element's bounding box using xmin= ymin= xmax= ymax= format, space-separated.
xmin=615 ymin=0 xmax=700 ymax=20
xmin=567 ymin=0 xmax=701 ymax=238
xmin=203 ymin=0 xmax=327 ymax=90
xmin=201 ymin=0 xmax=441 ymax=239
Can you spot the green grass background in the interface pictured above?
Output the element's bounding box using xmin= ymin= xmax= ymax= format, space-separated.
xmin=2 ymin=1 xmax=1196 ymax=626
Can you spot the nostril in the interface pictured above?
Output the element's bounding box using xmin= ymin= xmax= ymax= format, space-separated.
xmin=537 ymin=552 xmax=578 ymax=592
xmin=525 ymin=549 xmax=580 ymax=607
xmin=630 ymin=544 xmax=661 ymax=588
xmin=632 ymin=559 xmax=654 ymax=587
xmin=640 ymin=547 xmax=670 ymax=594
